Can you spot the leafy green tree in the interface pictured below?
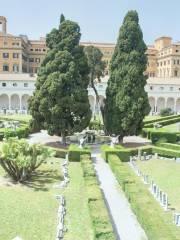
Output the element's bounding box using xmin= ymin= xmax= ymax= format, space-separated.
xmin=104 ymin=11 xmax=150 ymax=140
xmin=0 ymin=138 xmax=53 ymax=182
xmin=29 ymin=15 xmax=91 ymax=143
xmin=160 ymin=108 xmax=173 ymax=116
xmin=84 ymin=46 xmax=106 ymax=120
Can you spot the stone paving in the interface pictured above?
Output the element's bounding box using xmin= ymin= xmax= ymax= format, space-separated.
xmin=92 ymin=147 xmax=148 ymax=240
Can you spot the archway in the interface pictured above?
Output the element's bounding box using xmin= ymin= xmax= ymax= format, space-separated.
xmin=167 ymin=97 xmax=175 ymax=112
xmin=11 ymin=94 xmax=20 ymax=110
xmin=157 ymin=97 xmax=165 ymax=112
xmin=0 ymin=94 xmax=9 ymax=109
xmin=21 ymin=94 xmax=30 ymax=110
xmin=149 ymin=97 xmax=155 ymax=112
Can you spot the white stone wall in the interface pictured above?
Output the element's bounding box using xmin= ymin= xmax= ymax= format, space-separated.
xmin=0 ymin=74 xmax=180 ymax=115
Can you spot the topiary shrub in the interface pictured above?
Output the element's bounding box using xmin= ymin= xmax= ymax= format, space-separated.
xmin=0 ymin=138 xmax=54 ymax=182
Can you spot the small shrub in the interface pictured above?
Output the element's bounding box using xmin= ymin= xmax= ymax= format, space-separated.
xmin=0 ymin=138 xmax=53 ymax=182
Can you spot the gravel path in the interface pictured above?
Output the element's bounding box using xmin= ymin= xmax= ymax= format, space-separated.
xmin=92 ymin=147 xmax=148 ymax=240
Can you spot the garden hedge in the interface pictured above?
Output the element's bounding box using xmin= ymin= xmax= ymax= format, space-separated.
xmin=143 ymin=114 xmax=180 ymax=125
xmin=142 ymin=128 xmax=177 ymax=144
xmin=68 ymin=144 xmax=91 ymax=162
xmin=144 ymin=115 xmax=180 ymax=128
xmin=101 ymin=145 xmax=152 ymax=162
xmin=152 ymin=146 xmax=180 ymax=158
xmin=157 ymin=142 xmax=180 ymax=151
xmin=0 ymin=125 xmax=30 ymax=140
xmin=108 ymin=154 xmax=180 ymax=240
xmin=81 ymin=154 xmax=116 ymax=240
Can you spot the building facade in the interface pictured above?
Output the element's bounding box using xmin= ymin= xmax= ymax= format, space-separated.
xmin=0 ymin=16 xmax=180 ymax=116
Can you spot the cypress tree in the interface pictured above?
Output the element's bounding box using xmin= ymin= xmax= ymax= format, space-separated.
xmin=104 ymin=10 xmax=150 ymax=139
xmin=29 ymin=15 xmax=91 ymax=143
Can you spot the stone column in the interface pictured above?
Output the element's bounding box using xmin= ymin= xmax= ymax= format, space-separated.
xmin=19 ymin=95 xmax=22 ymax=110
xmin=9 ymin=95 xmax=11 ymax=110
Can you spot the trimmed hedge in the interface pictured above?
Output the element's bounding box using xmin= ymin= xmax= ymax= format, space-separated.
xmin=68 ymin=144 xmax=91 ymax=162
xmin=142 ymin=128 xmax=177 ymax=144
xmin=81 ymin=154 xmax=116 ymax=240
xmin=0 ymin=125 xmax=30 ymax=140
xmin=101 ymin=145 xmax=152 ymax=162
xmin=152 ymin=146 xmax=180 ymax=158
xmin=157 ymin=142 xmax=180 ymax=151
xmin=143 ymin=114 xmax=180 ymax=125
xmin=44 ymin=146 xmax=67 ymax=158
xmin=144 ymin=115 xmax=180 ymax=128
xmin=108 ymin=154 xmax=180 ymax=240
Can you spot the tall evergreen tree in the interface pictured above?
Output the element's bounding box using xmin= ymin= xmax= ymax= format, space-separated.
xmin=29 ymin=15 xmax=91 ymax=143
xmin=104 ymin=11 xmax=150 ymax=140
xmin=84 ymin=46 xmax=106 ymax=118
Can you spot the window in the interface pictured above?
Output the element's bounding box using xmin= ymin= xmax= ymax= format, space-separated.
xmin=160 ymin=87 xmax=164 ymax=90
xmin=43 ymin=49 xmax=46 ymax=52
xmin=29 ymin=58 xmax=34 ymax=62
xmin=174 ymin=70 xmax=178 ymax=77
xmin=150 ymin=86 xmax=153 ymax=90
xmin=3 ymin=64 xmax=9 ymax=72
xmin=176 ymin=49 xmax=179 ymax=52
xmin=177 ymin=60 xmax=180 ymax=65
xmin=12 ymin=82 xmax=17 ymax=87
xmin=170 ymin=87 xmax=173 ymax=91
xmin=3 ymin=53 xmax=9 ymax=58
xmin=12 ymin=42 xmax=20 ymax=46
xmin=2 ymin=83 xmax=6 ymax=87
xmin=30 ymin=49 xmax=33 ymax=51
xmin=13 ymin=53 xmax=19 ymax=58
xmin=13 ymin=64 xmax=19 ymax=73
xmin=35 ymin=58 xmax=40 ymax=63
xmin=174 ymin=60 xmax=176 ymax=65
xmin=35 ymin=49 xmax=39 ymax=52
xmin=24 ymin=83 xmax=28 ymax=87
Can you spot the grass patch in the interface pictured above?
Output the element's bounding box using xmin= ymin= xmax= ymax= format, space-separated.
xmin=0 ymin=157 xmax=94 ymax=240
xmin=136 ymin=158 xmax=180 ymax=212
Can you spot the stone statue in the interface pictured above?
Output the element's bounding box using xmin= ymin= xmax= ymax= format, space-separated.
xmin=79 ymin=136 xmax=86 ymax=148
xmin=110 ymin=135 xmax=118 ymax=148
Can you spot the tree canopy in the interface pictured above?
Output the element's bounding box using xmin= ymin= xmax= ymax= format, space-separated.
xmin=104 ymin=10 xmax=150 ymax=139
xmin=29 ymin=15 xmax=91 ymax=142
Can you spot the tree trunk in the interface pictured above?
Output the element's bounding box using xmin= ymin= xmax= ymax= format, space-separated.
xmin=61 ymin=133 xmax=66 ymax=145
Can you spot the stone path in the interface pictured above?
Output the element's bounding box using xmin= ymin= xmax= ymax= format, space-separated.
xmin=92 ymin=147 xmax=148 ymax=240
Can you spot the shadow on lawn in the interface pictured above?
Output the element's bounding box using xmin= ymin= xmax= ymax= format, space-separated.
xmin=24 ymin=169 xmax=63 ymax=192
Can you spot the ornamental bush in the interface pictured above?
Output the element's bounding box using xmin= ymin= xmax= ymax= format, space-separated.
xmin=0 ymin=138 xmax=53 ymax=182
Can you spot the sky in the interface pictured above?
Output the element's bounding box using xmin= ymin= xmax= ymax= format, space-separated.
xmin=1 ymin=0 xmax=180 ymax=45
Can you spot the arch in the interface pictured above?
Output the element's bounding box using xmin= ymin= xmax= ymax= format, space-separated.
xmin=157 ymin=97 xmax=165 ymax=112
xmin=0 ymin=94 xmax=9 ymax=109
xmin=149 ymin=97 xmax=155 ymax=112
xmin=11 ymin=94 xmax=20 ymax=110
xmin=21 ymin=94 xmax=30 ymax=110
xmin=167 ymin=97 xmax=175 ymax=112
xmin=176 ymin=98 xmax=180 ymax=113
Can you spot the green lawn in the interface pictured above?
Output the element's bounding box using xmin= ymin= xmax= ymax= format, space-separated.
xmin=0 ymin=114 xmax=32 ymax=123
xmin=136 ymin=158 xmax=180 ymax=212
xmin=0 ymin=157 xmax=93 ymax=240
xmin=162 ymin=123 xmax=180 ymax=132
